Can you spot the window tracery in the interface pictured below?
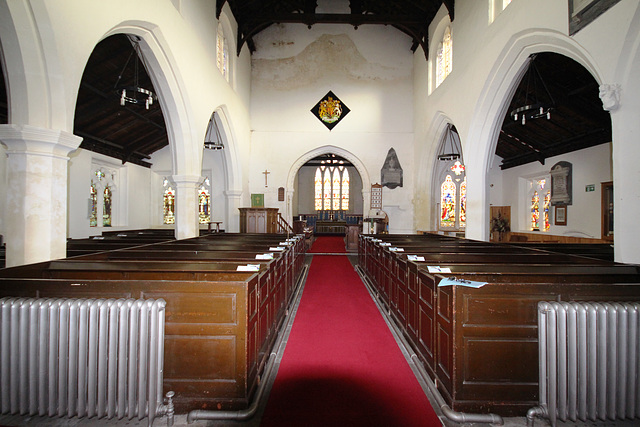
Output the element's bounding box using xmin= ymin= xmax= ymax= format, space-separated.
xmin=314 ymin=166 xmax=350 ymax=211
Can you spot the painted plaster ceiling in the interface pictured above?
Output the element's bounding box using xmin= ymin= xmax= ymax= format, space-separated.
xmin=0 ymin=1 xmax=611 ymax=170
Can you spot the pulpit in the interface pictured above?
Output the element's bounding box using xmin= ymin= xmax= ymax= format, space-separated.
xmin=239 ymin=208 xmax=279 ymax=233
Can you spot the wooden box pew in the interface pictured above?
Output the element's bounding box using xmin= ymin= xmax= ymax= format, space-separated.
xmin=368 ymin=245 xmax=611 ymax=313
xmin=0 ymin=273 xmax=272 ymax=413
xmin=151 ymin=240 xmax=304 ymax=295
xmin=505 ymin=242 xmax=614 ymax=261
xmin=100 ymin=228 xmax=178 ymax=238
xmin=412 ymin=272 xmax=640 ymax=417
xmin=360 ymin=236 xmax=496 ymax=281
xmin=66 ymin=236 xmax=175 ymax=257
xmin=70 ymin=251 xmax=295 ymax=349
xmin=0 ymin=259 xmax=287 ymax=397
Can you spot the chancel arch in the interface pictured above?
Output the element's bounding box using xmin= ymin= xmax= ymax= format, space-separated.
xmin=286 ymin=146 xmax=370 ymax=225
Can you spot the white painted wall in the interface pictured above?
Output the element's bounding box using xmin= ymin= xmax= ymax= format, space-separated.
xmin=250 ymin=24 xmax=415 ymax=233
xmin=497 ymin=143 xmax=612 ymax=239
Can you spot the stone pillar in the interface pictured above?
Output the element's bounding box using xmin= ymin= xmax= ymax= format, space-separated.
xmin=224 ymin=189 xmax=243 ymax=232
xmin=0 ymin=125 xmax=82 ymax=267
xmin=172 ymin=175 xmax=201 ymax=240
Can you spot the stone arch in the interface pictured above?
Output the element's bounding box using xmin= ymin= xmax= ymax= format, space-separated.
xmin=285 ymin=145 xmax=371 ymax=222
xmin=465 ymin=29 xmax=605 ymax=241
xmin=103 ymin=22 xmax=201 ymax=179
xmin=0 ymin=1 xmax=71 ymax=129
xmin=206 ymin=105 xmax=243 ymax=232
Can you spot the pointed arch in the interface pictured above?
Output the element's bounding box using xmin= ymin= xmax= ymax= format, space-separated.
xmin=103 ymin=23 xmax=201 ymax=178
xmin=286 ymin=145 xmax=371 ymax=223
xmin=465 ymin=29 xmax=605 ymax=241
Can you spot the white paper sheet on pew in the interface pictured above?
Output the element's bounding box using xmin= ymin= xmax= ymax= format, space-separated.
xmin=437 ymin=278 xmax=487 ymax=288
xmin=389 ymin=247 xmax=404 ymax=252
xmin=255 ymin=253 xmax=274 ymax=260
xmin=269 ymin=247 xmax=285 ymax=251
xmin=237 ymin=264 xmax=261 ymax=272
xmin=407 ymin=255 xmax=426 ymax=261
xmin=380 ymin=242 xmax=391 ymax=246
xmin=427 ymin=266 xmax=452 ymax=273
xmin=279 ymin=242 xmax=293 ymax=246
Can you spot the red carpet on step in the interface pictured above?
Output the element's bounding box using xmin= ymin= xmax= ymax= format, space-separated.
xmin=308 ymin=236 xmax=346 ymax=253
xmin=260 ymin=256 xmax=441 ymax=426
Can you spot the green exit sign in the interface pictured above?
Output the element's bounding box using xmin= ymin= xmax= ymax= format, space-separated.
xmin=585 ymin=184 xmax=595 ymax=192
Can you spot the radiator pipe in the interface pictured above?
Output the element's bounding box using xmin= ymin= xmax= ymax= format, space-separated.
xmin=525 ymin=405 xmax=546 ymax=426
xmin=356 ymin=265 xmax=505 ymax=426
xmin=187 ymin=263 xmax=309 ymax=424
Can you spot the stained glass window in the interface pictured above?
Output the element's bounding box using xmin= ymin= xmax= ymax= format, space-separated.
xmin=314 ymin=168 xmax=323 ymax=210
xmin=332 ymin=168 xmax=341 ymax=210
xmin=459 ymin=177 xmax=466 ymax=228
xmin=436 ymin=26 xmax=452 ymax=88
xmin=89 ymin=182 xmax=98 ymax=227
xmin=216 ymin=24 xmax=229 ymax=81
xmin=543 ymin=191 xmax=551 ymax=231
xmin=440 ymin=175 xmax=456 ymax=227
xmin=323 ymin=168 xmax=332 ymax=210
xmin=163 ymin=186 xmax=175 ymax=225
xmin=341 ymin=168 xmax=350 ymax=210
xmin=198 ymin=186 xmax=211 ymax=224
xmin=314 ymin=166 xmax=350 ymax=211
xmin=90 ymin=167 xmax=117 ymax=227
xmin=103 ymin=185 xmax=112 ymax=227
xmin=531 ymin=191 xmax=540 ymax=231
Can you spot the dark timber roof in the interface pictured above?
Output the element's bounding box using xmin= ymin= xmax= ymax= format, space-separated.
xmin=218 ymin=0 xmax=454 ymax=57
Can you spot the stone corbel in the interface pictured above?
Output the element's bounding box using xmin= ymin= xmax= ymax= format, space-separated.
xmin=599 ymin=83 xmax=621 ymax=112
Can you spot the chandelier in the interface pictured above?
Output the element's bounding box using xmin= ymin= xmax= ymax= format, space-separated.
xmin=438 ymin=124 xmax=465 ymax=175
xmin=114 ymin=36 xmax=157 ymax=109
xmin=204 ymin=112 xmax=224 ymax=150
xmin=510 ymin=54 xmax=555 ymax=125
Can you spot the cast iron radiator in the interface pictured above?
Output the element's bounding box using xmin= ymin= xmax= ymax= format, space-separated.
xmin=528 ymin=301 xmax=640 ymax=426
xmin=0 ymin=297 xmax=173 ymax=426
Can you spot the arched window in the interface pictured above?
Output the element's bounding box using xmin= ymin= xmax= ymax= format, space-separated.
xmin=440 ymin=175 xmax=457 ymax=227
xmin=163 ymin=178 xmax=175 ymax=225
xmin=531 ymin=191 xmax=540 ymax=231
xmin=489 ymin=0 xmax=513 ymax=23
xmin=543 ymin=191 xmax=551 ymax=232
xmin=436 ymin=26 xmax=452 ymax=87
xmin=216 ymin=23 xmax=229 ymax=82
xmin=89 ymin=182 xmax=98 ymax=227
xmin=434 ymin=125 xmax=466 ymax=232
xmin=89 ymin=165 xmax=117 ymax=228
xmin=341 ymin=168 xmax=350 ymax=210
xmin=315 ymin=166 xmax=350 ymax=211
xmin=529 ymin=178 xmax=551 ymax=232
xmin=314 ymin=168 xmax=323 ymax=210
xmin=103 ymin=185 xmax=112 ymax=227
xmin=323 ymin=168 xmax=331 ymax=210
xmin=198 ymin=177 xmax=211 ymax=224
xmin=459 ymin=177 xmax=467 ymax=227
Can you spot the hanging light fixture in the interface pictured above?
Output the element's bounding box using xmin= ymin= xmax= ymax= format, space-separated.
xmin=510 ymin=54 xmax=555 ymax=125
xmin=438 ymin=124 xmax=465 ymax=175
xmin=204 ymin=112 xmax=224 ymax=150
xmin=114 ymin=36 xmax=157 ymax=109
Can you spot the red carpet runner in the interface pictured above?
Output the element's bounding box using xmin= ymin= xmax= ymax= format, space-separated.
xmin=308 ymin=236 xmax=347 ymax=253
xmin=260 ymin=256 xmax=441 ymax=426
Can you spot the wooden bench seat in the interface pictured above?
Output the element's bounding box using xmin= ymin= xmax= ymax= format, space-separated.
xmin=0 ymin=233 xmax=307 ymax=413
xmin=358 ymin=233 xmax=640 ymax=417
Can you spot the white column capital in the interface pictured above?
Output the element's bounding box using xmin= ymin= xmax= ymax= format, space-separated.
xmin=224 ymin=189 xmax=243 ymax=199
xmin=0 ymin=124 xmax=82 ymax=159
